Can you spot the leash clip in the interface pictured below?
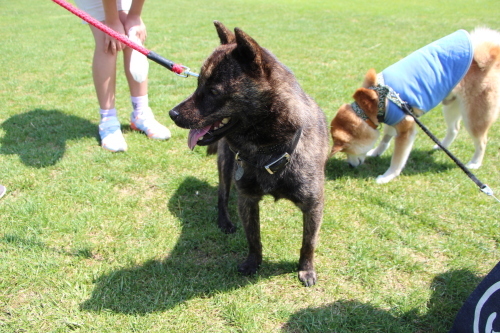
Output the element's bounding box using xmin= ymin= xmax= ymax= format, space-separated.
xmin=481 ymin=185 xmax=494 ymax=196
xmin=481 ymin=185 xmax=500 ymax=203
xmin=174 ymin=65 xmax=199 ymax=78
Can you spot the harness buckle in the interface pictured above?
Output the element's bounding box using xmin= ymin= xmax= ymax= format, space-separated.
xmin=265 ymin=152 xmax=290 ymax=174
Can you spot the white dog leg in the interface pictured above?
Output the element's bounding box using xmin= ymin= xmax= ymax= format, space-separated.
xmin=368 ymin=125 xmax=396 ymax=157
xmin=466 ymin=134 xmax=487 ymax=169
xmin=434 ymin=96 xmax=461 ymax=150
xmin=376 ymin=124 xmax=417 ymax=184
xmin=462 ymin=95 xmax=499 ymax=169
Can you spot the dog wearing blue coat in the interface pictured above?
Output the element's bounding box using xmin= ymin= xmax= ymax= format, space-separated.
xmin=330 ymin=27 xmax=500 ymax=183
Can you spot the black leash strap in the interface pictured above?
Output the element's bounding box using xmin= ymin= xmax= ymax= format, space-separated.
xmin=400 ymin=103 xmax=497 ymax=200
xmin=371 ymin=77 xmax=498 ymax=201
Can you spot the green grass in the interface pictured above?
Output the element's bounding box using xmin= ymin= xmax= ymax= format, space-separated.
xmin=1 ymin=0 xmax=500 ymax=332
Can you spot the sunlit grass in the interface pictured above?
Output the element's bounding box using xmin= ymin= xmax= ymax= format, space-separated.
xmin=0 ymin=0 xmax=499 ymax=332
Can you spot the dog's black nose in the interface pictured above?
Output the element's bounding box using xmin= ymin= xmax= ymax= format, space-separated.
xmin=169 ymin=109 xmax=179 ymax=120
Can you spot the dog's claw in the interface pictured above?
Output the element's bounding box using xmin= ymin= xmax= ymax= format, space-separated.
xmin=220 ymin=223 xmax=237 ymax=234
xmin=218 ymin=217 xmax=236 ymax=234
xmin=298 ymin=270 xmax=317 ymax=287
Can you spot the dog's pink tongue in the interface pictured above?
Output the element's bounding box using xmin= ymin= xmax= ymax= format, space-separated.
xmin=188 ymin=125 xmax=212 ymax=150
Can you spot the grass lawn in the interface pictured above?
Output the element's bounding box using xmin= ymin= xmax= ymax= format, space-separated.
xmin=1 ymin=0 xmax=499 ymax=332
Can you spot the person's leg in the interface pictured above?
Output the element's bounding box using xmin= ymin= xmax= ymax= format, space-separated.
xmin=120 ymin=12 xmax=171 ymax=140
xmin=90 ymin=24 xmax=118 ymax=110
xmin=90 ymin=24 xmax=127 ymax=152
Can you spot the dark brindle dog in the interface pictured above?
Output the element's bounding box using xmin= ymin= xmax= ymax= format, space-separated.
xmin=169 ymin=21 xmax=329 ymax=286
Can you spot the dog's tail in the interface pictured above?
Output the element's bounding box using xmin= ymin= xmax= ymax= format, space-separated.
xmin=470 ymin=27 xmax=500 ymax=71
xmin=474 ymin=44 xmax=500 ymax=71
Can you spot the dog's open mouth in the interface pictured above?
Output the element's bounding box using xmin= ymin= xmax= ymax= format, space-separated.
xmin=188 ymin=117 xmax=236 ymax=150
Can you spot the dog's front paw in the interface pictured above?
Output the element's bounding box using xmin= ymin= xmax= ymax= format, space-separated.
xmin=375 ymin=174 xmax=397 ymax=184
xmin=218 ymin=218 xmax=236 ymax=234
xmin=237 ymin=256 xmax=261 ymax=276
xmin=367 ymin=141 xmax=390 ymax=157
xmin=466 ymin=161 xmax=482 ymax=169
xmin=367 ymin=148 xmax=382 ymax=157
xmin=219 ymin=222 xmax=237 ymax=234
xmin=298 ymin=270 xmax=317 ymax=287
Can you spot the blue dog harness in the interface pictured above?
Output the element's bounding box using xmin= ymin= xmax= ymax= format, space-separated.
xmin=379 ymin=29 xmax=473 ymax=126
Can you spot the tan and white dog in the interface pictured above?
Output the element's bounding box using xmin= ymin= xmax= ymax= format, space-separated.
xmin=330 ymin=27 xmax=500 ymax=183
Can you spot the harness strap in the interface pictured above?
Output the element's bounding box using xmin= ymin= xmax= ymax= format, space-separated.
xmin=230 ymin=128 xmax=302 ymax=175
xmin=351 ymin=102 xmax=379 ymax=129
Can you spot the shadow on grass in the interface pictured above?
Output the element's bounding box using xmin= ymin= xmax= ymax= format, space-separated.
xmin=0 ymin=109 xmax=97 ymax=168
xmin=1 ymin=234 xmax=97 ymax=259
xmin=283 ymin=269 xmax=482 ymax=333
xmin=326 ymin=148 xmax=453 ymax=181
xmin=80 ymin=176 xmax=298 ymax=314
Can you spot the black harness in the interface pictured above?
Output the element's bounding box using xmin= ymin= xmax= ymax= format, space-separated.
xmin=230 ymin=128 xmax=302 ymax=180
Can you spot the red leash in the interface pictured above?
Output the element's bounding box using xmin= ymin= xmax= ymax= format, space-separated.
xmin=52 ymin=0 xmax=198 ymax=77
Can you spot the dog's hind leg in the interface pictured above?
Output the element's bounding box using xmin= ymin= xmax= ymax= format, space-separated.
xmin=466 ymin=134 xmax=488 ymax=169
xmin=297 ymin=197 xmax=324 ymax=287
xmin=434 ymin=94 xmax=462 ymax=150
xmin=237 ymin=195 xmax=262 ymax=276
xmin=462 ymin=88 xmax=500 ymax=169
xmin=464 ymin=105 xmax=498 ymax=169
xmin=217 ymin=140 xmax=237 ymax=233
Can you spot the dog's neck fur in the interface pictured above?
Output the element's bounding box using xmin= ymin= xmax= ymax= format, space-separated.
xmin=352 ymin=73 xmax=420 ymax=128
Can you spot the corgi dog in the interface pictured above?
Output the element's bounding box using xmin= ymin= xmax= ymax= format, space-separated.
xmin=330 ymin=27 xmax=500 ymax=183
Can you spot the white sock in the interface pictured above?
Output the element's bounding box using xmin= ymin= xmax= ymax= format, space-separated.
xmin=131 ymin=95 xmax=149 ymax=118
xmin=100 ymin=108 xmax=117 ymax=119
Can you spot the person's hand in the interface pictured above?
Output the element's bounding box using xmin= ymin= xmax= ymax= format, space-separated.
xmin=104 ymin=20 xmax=126 ymax=54
xmin=125 ymin=15 xmax=146 ymax=45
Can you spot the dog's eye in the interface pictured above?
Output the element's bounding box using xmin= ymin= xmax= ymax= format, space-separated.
xmin=210 ymin=88 xmax=220 ymax=96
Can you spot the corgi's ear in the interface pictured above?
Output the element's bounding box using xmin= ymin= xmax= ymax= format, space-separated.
xmin=234 ymin=27 xmax=262 ymax=71
xmin=330 ymin=144 xmax=343 ymax=157
xmin=353 ymin=88 xmax=379 ymax=125
xmin=362 ymin=68 xmax=378 ymax=88
xmin=214 ymin=21 xmax=235 ymax=45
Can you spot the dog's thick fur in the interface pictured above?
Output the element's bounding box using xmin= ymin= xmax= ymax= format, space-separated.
xmin=169 ymin=21 xmax=329 ymax=286
xmin=330 ymin=27 xmax=500 ymax=184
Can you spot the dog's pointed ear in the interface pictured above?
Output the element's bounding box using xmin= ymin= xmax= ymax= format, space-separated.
xmin=330 ymin=144 xmax=343 ymax=157
xmin=234 ymin=27 xmax=262 ymax=69
xmin=214 ymin=21 xmax=235 ymax=45
xmin=362 ymin=68 xmax=378 ymax=88
xmin=353 ymin=88 xmax=379 ymax=125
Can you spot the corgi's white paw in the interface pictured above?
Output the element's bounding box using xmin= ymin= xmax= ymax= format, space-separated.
xmin=466 ymin=161 xmax=481 ymax=169
xmin=376 ymin=173 xmax=397 ymax=184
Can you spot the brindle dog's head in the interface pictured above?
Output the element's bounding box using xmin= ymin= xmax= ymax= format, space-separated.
xmin=169 ymin=21 xmax=283 ymax=150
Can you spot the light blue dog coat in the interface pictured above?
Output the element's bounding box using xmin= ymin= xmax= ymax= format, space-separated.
xmin=381 ymin=29 xmax=474 ymax=126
